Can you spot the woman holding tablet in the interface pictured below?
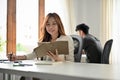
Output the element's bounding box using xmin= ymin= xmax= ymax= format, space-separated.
xmin=8 ymin=13 xmax=74 ymax=62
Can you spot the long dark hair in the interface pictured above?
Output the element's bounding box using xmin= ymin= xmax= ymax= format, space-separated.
xmin=39 ymin=13 xmax=66 ymax=42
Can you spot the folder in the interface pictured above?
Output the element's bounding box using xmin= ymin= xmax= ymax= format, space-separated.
xmin=34 ymin=41 xmax=69 ymax=58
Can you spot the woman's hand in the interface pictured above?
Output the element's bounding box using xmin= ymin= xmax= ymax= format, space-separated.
xmin=7 ymin=54 xmax=26 ymax=61
xmin=7 ymin=54 xmax=16 ymax=61
xmin=47 ymin=49 xmax=63 ymax=62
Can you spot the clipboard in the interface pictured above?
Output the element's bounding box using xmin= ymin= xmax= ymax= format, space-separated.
xmin=34 ymin=41 xmax=69 ymax=58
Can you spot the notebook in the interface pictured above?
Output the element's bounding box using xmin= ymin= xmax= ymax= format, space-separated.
xmin=34 ymin=41 xmax=69 ymax=58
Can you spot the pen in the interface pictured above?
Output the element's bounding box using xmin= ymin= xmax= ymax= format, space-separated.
xmin=9 ymin=53 xmax=13 ymax=61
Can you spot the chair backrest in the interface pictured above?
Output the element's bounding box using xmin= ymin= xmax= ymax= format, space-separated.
xmin=101 ymin=39 xmax=113 ymax=64
xmin=70 ymin=35 xmax=83 ymax=62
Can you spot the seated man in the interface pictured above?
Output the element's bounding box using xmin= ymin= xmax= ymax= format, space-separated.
xmin=75 ymin=23 xmax=102 ymax=63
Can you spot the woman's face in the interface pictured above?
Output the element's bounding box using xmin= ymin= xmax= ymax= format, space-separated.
xmin=46 ymin=17 xmax=59 ymax=36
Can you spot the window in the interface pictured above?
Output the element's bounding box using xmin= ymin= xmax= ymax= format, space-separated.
xmin=0 ymin=0 xmax=44 ymax=58
xmin=112 ymin=0 xmax=120 ymax=64
xmin=0 ymin=0 xmax=7 ymax=58
xmin=16 ymin=0 xmax=39 ymax=55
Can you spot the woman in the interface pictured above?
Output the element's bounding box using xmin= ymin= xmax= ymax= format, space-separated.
xmin=8 ymin=13 xmax=74 ymax=62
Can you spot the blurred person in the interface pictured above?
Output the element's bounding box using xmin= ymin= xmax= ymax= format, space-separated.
xmin=75 ymin=23 xmax=102 ymax=63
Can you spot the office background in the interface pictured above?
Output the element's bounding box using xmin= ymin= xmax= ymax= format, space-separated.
xmin=0 ymin=0 xmax=120 ymax=80
xmin=0 ymin=0 xmax=120 ymax=65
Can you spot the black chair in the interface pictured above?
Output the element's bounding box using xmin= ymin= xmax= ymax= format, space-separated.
xmin=101 ymin=39 xmax=113 ymax=64
xmin=70 ymin=35 xmax=83 ymax=62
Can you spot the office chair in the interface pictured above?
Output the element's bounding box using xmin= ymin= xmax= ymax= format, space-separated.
xmin=101 ymin=39 xmax=113 ymax=64
xmin=70 ymin=35 xmax=83 ymax=62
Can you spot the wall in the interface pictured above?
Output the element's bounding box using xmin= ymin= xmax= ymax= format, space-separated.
xmin=70 ymin=0 xmax=102 ymax=40
xmin=45 ymin=0 xmax=72 ymax=35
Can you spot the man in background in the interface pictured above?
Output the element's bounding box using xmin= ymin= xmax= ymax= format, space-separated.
xmin=75 ymin=23 xmax=102 ymax=63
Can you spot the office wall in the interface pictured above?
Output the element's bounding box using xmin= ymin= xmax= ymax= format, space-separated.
xmin=70 ymin=0 xmax=102 ymax=40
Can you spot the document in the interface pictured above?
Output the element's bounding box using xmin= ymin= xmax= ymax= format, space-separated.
xmin=34 ymin=41 xmax=69 ymax=58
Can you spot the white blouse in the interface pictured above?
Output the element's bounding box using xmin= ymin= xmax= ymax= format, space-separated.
xmin=26 ymin=35 xmax=74 ymax=62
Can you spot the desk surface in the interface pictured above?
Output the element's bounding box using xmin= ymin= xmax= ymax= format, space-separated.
xmin=0 ymin=60 xmax=120 ymax=80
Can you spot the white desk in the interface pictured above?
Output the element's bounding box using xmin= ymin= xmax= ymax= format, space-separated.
xmin=0 ymin=60 xmax=120 ymax=80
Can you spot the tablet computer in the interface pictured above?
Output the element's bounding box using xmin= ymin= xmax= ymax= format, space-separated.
xmin=34 ymin=41 xmax=69 ymax=58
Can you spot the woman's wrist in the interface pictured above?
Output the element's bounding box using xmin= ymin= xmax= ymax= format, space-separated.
xmin=55 ymin=57 xmax=64 ymax=62
xmin=16 ymin=55 xmax=27 ymax=60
